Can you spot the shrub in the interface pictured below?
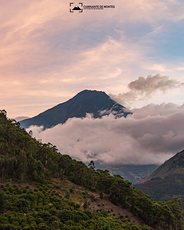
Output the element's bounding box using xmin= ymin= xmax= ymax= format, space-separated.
xmin=54 ymin=184 xmax=61 ymax=189
xmin=27 ymin=216 xmax=35 ymax=224
xmin=44 ymin=187 xmax=48 ymax=191
xmin=12 ymin=221 xmax=19 ymax=226
xmin=90 ymin=194 xmax=95 ymax=201
xmin=14 ymin=199 xmax=30 ymax=213
xmin=8 ymin=186 xmax=13 ymax=191
xmin=23 ymin=227 xmax=31 ymax=230
xmin=35 ymin=217 xmax=44 ymax=224
xmin=0 ymin=216 xmax=8 ymax=224
xmin=38 ymin=223 xmax=49 ymax=230
xmin=49 ymin=220 xmax=60 ymax=230
xmin=142 ymin=226 xmax=150 ymax=230
xmin=2 ymin=224 xmax=17 ymax=230
xmin=30 ymin=221 xmax=37 ymax=227
xmin=75 ymin=203 xmax=80 ymax=209
xmin=43 ymin=205 xmax=49 ymax=210
xmin=37 ymin=211 xmax=51 ymax=221
xmin=21 ymin=221 xmax=27 ymax=228
xmin=69 ymin=188 xmax=74 ymax=194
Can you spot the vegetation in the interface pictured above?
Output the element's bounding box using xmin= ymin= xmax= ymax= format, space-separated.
xmin=0 ymin=109 xmax=183 ymax=229
xmin=135 ymin=150 xmax=184 ymax=211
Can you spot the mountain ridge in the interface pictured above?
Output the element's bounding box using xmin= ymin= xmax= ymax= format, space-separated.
xmin=138 ymin=149 xmax=184 ymax=184
xmin=20 ymin=89 xmax=132 ymax=129
xmin=135 ymin=149 xmax=184 ymax=211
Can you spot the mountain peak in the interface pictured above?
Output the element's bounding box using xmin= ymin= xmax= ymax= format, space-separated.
xmin=20 ymin=90 xmax=132 ymax=129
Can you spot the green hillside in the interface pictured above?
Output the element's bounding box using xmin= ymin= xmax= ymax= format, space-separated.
xmin=144 ymin=150 xmax=184 ymax=180
xmin=0 ymin=109 xmax=183 ymax=230
xmin=135 ymin=150 xmax=184 ymax=211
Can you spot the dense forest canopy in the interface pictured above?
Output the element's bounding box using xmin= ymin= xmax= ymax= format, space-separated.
xmin=0 ymin=109 xmax=183 ymax=230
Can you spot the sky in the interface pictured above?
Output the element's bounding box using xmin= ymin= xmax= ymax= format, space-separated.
xmin=2 ymin=0 xmax=184 ymax=165
xmin=1 ymin=0 xmax=184 ymax=118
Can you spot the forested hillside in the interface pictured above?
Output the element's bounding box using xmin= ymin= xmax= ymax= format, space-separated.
xmin=135 ymin=150 xmax=184 ymax=211
xmin=0 ymin=109 xmax=183 ymax=230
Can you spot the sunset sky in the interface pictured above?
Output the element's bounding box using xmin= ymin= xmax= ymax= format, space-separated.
xmin=1 ymin=0 xmax=184 ymax=118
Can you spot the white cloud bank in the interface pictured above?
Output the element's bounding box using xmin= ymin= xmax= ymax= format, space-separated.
xmin=27 ymin=103 xmax=184 ymax=165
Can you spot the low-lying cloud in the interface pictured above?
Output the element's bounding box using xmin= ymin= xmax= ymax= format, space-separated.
xmin=27 ymin=103 xmax=184 ymax=165
xmin=110 ymin=74 xmax=184 ymax=106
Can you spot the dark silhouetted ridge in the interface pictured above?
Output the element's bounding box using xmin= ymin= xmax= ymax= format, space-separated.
xmin=20 ymin=89 xmax=132 ymax=129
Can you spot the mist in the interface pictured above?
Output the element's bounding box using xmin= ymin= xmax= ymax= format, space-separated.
xmin=27 ymin=103 xmax=184 ymax=165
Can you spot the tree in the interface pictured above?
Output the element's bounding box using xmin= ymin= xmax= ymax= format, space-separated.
xmin=99 ymin=191 xmax=103 ymax=199
xmin=0 ymin=192 xmax=5 ymax=213
xmin=83 ymin=200 xmax=89 ymax=210
xmin=18 ymin=150 xmax=27 ymax=182
xmin=88 ymin=161 xmax=95 ymax=170
xmin=65 ymin=191 xmax=70 ymax=199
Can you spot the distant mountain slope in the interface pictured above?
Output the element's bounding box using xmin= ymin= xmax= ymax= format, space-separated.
xmin=135 ymin=149 xmax=184 ymax=209
xmin=138 ymin=150 xmax=184 ymax=184
xmin=95 ymin=162 xmax=159 ymax=184
xmin=20 ymin=89 xmax=132 ymax=129
xmin=14 ymin=116 xmax=29 ymax=122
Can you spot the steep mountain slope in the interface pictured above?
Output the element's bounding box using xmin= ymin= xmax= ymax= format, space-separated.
xmin=135 ymin=150 xmax=184 ymax=209
xmin=138 ymin=150 xmax=184 ymax=184
xmin=20 ymin=90 xmax=131 ymax=129
xmin=0 ymin=109 xmax=183 ymax=229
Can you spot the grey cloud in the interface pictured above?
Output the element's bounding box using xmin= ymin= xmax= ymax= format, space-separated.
xmin=110 ymin=74 xmax=184 ymax=106
xmin=27 ymin=104 xmax=184 ymax=165
xmin=128 ymin=74 xmax=180 ymax=95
